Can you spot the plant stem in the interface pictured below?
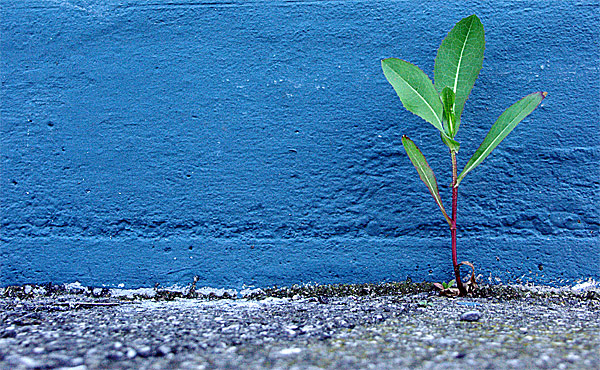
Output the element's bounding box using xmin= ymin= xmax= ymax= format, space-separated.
xmin=451 ymin=151 xmax=468 ymax=296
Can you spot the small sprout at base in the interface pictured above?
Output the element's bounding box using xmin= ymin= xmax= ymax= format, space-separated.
xmin=443 ymin=280 xmax=455 ymax=289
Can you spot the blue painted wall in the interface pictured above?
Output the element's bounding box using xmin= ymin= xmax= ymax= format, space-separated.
xmin=1 ymin=1 xmax=598 ymax=288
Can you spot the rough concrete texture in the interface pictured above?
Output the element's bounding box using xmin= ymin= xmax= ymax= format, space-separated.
xmin=1 ymin=1 xmax=599 ymax=287
xmin=0 ymin=283 xmax=599 ymax=370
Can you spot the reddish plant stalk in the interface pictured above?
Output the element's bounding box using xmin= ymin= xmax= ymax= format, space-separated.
xmin=451 ymin=152 xmax=467 ymax=296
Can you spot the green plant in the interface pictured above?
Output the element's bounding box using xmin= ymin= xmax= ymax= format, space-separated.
xmin=381 ymin=14 xmax=546 ymax=296
xmin=433 ymin=279 xmax=463 ymax=296
xmin=441 ymin=280 xmax=455 ymax=290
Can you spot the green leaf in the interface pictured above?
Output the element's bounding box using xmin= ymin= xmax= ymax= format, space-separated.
xmin=440 ymin=87 xmax=457 ymax=137
xmin=456 ymin=92 xmax=547 ymax=187
xmin=441 ymin=132 xmax=460 ymax=153
xmin=401 ymin=135 xmax=452 ymax=226
xmin=382 ymin=58 xmax=444 ymax=133
xmin=434 ymin=14 xmax=485 ymax=131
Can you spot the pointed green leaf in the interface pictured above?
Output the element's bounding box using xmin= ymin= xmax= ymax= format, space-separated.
xmin=456 ymin=92 xmax=547 ymax=187
xmin=401 ymin=135 xmax=452 ymax=226
xmin=434 ymin=14 xmax=485 ymax=128
xmin=440 ymin=87 xmax=457 ymax=137
xmin=382 ymin=58 xmax=444 ymax=133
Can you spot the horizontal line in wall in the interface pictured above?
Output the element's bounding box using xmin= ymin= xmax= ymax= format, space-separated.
xmin=1 ymin=235 xmax=598 ymax=243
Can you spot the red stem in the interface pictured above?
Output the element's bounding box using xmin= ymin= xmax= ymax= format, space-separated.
xmin=451 ymin=152 xmax=467 ymax=296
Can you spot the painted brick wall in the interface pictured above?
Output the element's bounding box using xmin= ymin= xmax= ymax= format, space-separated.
xmin=1 ymin=0 xmax=598 ymax=288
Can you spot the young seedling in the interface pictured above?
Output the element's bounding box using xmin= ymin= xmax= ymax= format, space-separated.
xmin=441 ymin=280 xmax=455 ymax=290
xmin=433 ymin=278 xmax=465 ymax=297
xmin=382 ymin=14 xmax=546 ymax=296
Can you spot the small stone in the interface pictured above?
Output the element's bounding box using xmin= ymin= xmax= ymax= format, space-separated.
xmin=33 ymin=346 xmax=45 ymax=354
xmin=70 ymin=357 xmax=85 ymax=366
xmin=284 ymin=325 xmax=298 ymax=336
xmin=460 ymin=311 xmax=482 ymax=322
xmin=126 ymin=348 xmax=137 ymax=359
xmin=137 ymin=346 xmax=152 ymax=357
xmin=157 ymin=345 xmax=171 ymax=356
xmin=279 ymin=348 xmax=302 ymax=355
xmin=113 ymin=341 xmax=123 ymax=350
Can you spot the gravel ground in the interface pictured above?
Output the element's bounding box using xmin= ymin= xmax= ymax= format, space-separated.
xmin=1 ymin=282 xmax=598 ymax=370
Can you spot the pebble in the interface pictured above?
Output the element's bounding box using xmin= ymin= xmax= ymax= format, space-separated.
xmin=460 ymin=310 xmax=482 ymax=322
xmin=157 ymin=345 xmax=172 ymax=356
xmin=137 ymin=345 xmax=153 ymax=358
xmin=71 ymin=357 xmax=85 ymax=366
xmin=279 ymin=348 xmax=302 ymax=355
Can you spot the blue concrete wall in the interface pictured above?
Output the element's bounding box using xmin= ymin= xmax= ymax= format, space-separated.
xmin=1 ymin=0 xmax=598 ymax=288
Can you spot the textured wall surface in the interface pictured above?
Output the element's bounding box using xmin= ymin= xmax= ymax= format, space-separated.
xmin=1 ymin=0 xmax=598 ymax=288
